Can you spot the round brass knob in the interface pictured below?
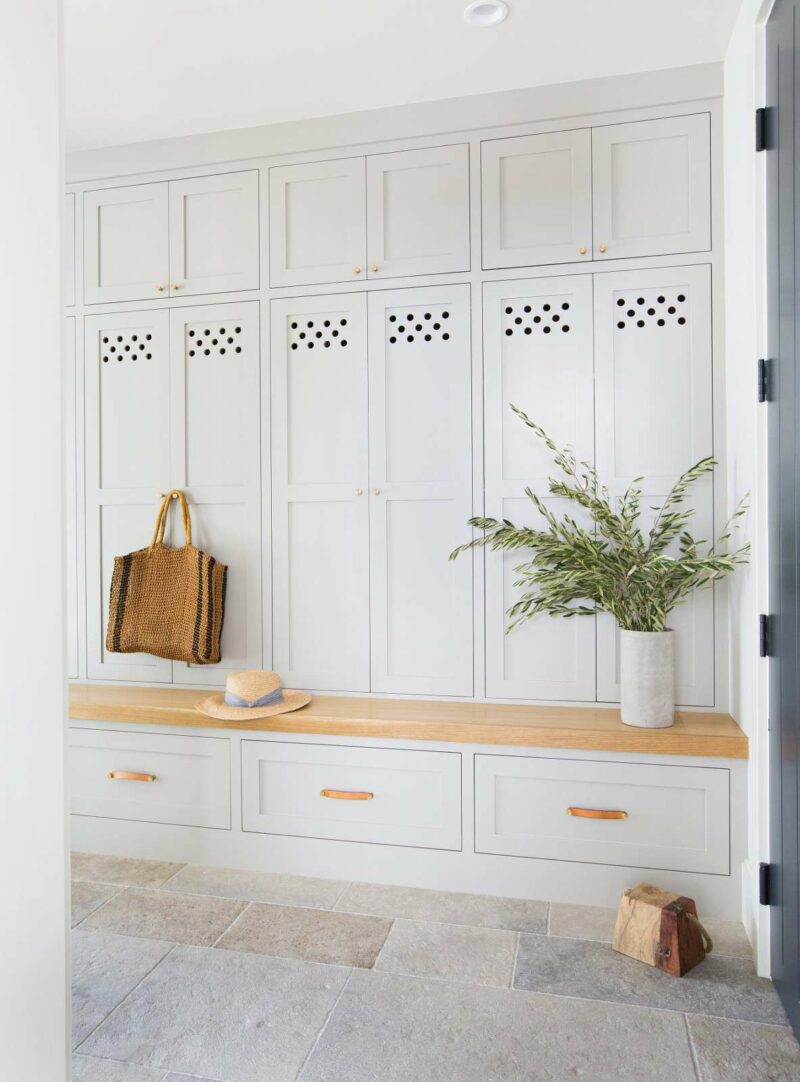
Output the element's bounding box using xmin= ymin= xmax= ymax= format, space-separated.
xmin=354 ymin=267 xmax=362 ymax=275
xmin=598 ymin=244 xmax=608 ymax=254
xmin=578 ymin=246 xmax=588 ymax=255
xmin=370 ymin=264 xmax=378 ymax=273
xmin=155 ymin=284 xmax=166 ymax=292
xmin=170 ymin=283 xmax=181 ymax=290
xmin=372 ymin=487 xmax=381 ymax=496
xmin=355 ymin=487 xmax=363 ymax=496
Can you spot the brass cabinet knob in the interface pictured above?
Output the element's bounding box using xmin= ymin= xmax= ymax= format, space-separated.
xmin=355 ymin=487 xmax=363 ymax=496
xmin=170 ymin=283 xmax=181 ymax=290
xmin=578 ymin=246 xmax=588 ymax=255
xmin=353 ymin=266 xmax=362 ymax=275
xmin=155 ymin=284 xmax=166 ymax=292
xmin=598 ymin=244 xmax=608 ymax=254
xmin=372 ymin=487 xmax=381 ymax=496
xmin=370 ymin=264 xmax=378 ymax=273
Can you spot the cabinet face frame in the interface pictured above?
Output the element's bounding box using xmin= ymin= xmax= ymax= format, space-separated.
xmin=84 ymin=182 xmax=170 ymax=305
xmin=591 ymin=113 xmax=712 ymax=261
xmin=64 ymin=317 xmax=79 ymax=679
xmin=169 ymin=170 xmax=260 ymax=296
xmin=268 ymin=158 xmax=367 ymax=288
xmin=481 ymin=129 xmax=593 ymax=270
xmin=366 ymin=144 xmax=471 ymax=279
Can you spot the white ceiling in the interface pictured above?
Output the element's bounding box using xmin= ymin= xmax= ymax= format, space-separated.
xmin=64 ymin=0 xmax=741 ymax=152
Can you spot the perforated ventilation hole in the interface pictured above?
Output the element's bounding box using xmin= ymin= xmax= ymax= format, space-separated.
xmin=187 ymin=323 xmax=244 ymax=358
xmin=502 ymin=299 xmax=572 ymax=336
xmin=101 ymin=328 xmax=153 ymax=364
xmin=289 ymin=316 xmax=350 ymax=351
xmin=615 ymin=292 xmax=689 ymax=330
xmin=385 ymin=308 xmax=454 ymax=345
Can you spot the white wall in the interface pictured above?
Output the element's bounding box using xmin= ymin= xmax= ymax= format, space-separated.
xmin=723 ymin=0 xmax=770 ymax=974
xmin=0 ymin=2 xmax=69 ymax=1078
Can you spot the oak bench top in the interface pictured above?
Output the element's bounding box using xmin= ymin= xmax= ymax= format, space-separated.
xmin=68 ymin=684 xmax=748 ymax=760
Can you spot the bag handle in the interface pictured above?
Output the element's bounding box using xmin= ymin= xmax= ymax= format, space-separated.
xmin=149 ymin=490 xmax=192 ymax=551
xmin=687 ymin=913 xmax=713 ymax=954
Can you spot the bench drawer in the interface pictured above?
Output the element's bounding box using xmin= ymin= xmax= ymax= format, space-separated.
xmin=242 ymin=740 xmax=461 ymax=850
xmin=474 ymin=754 xmax=729 ymax=874
xmin=69 ymin=727 xmax=231 ymax=829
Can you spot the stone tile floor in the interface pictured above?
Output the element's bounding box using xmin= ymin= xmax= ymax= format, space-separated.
xmin=70 ymin=853 xmax=800 ymax=1082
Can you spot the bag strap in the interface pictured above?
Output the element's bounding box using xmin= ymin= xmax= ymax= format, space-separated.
xmin=687 ymin=913 xmax=713 ymax=954
xmin=149 ymin=490 xmax=192 ymax=551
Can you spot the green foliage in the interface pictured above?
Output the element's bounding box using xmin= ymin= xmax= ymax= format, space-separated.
xmin=451 ymin=405 xmax=750 ymax=633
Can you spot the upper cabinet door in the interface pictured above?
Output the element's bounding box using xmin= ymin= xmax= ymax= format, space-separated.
xmin=271 ymin=294 xmax=370 ymax=691
xmin=168 ymin=171 xmax=259 ymax=296
xmin=368 ymin=285 xmax=473 ymax=696
xmin=366 ymin=145 xmax=470 ymax=279
xmin=269 ymin=158 xmax=366 ymax=288
xmin=84 ymin=183 xmax=169 ymax=304
xmin=591 ymin=114 xmax=711 ymax=260
xmin=481 ymin=130 xmax=592 ymax=270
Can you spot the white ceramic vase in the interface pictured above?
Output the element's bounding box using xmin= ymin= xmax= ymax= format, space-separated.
xmin=619 ymin=629 xmax=675 ymax=728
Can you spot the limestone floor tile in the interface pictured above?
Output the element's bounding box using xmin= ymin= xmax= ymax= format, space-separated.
xmin=687 ymin=1014 xmax=800 ymax=1081
xmin=72 ymin=881 xmax=119 ymax=926
xmin=72 ymin=1055 xmax=167 ymax=1081
xmin=72 ymin=930 xmax=173 ymax=1048
xmin=375 ymin=918 xmax=517 ymax=987
xmin=161 ymin=863 xmax=347 ymax=909
xmin=514 ymin=933 xmax=786 ymax=1024
xmin=81 ymin=944 xmax=349 ymax=1082
xmin=298 ymin=969 xmax=697 ymax=1082
xmin=215 ymin=901 xmax=391 ymax=967
xmin=335 ymin=881 xmax=548 ymax=933
xmin=548 ymin=903 xmax=753 ymax=958
xmin=71 ymin=852 xmax=184 ymax=889
xmin=80 ymin=888 xmax=246 ymax=947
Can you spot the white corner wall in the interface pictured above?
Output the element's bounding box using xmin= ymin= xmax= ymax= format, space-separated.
xmin=723 ymin=0 xmax=770 ymax=974
xmin=0 ymin=1 xmax=69 ymax=1077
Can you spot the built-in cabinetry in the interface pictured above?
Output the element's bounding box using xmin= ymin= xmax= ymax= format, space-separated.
xmin=481 ymin=114 xmax=711 ymax=268
xmin=84 ymin=171 xmax=259 ymax=304
xmin=83 ymin=301 xmax=262 ymax=684
xmin=269 ymin=144 xmax=470 ymax=286
xmin=68 ymin=101 xmax=721 ymax=708
xmin=271 ymin=284 xmax=473 ymax=696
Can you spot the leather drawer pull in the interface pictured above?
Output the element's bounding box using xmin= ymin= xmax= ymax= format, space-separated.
xmin=108 ymin=770 xmax=157 ymax=783
xmin=320 ymin=789 xmax=374 ymax=801
xmin=567 ymin=807 xmax=627 ymax=820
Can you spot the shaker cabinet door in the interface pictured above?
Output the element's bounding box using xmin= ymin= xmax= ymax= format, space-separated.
xmin=169 ymin=171 xmax=259 ymax=296
xmin=366 ymin=145 xmax=470 ymax=279
xmin=481 ymin=129 xmax=592 ymax=270
xmin=594 ymin=265 xmax=714 ymax=706
xmin=64 ymin=317 xmax=79 ymax=679
xmin=271 ymin=294 xmax=370 ymax=690
xmin=269 ymin=158 xmax=366 ymax=287
xmin=591 ymin=114 xmax=711 ymax=260
xmin=367 ymin=285 xmax=473 ymax=696
xmin=483 ymin=275 xmax=596 ymax=701
xmin=169 ymin=301 xmax=263 ymax=683
xmin=84 ymin=183 xmax=169 ymax=304
xmin=64 ymin=193 xmax=76 ymax=306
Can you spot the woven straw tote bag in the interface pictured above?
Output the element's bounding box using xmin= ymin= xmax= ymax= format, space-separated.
xmin=106 ymin=490 xmax=227 ymax=664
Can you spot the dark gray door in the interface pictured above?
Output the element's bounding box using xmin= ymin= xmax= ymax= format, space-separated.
xmin=768 ymin=0 xmax=800 ymax=1037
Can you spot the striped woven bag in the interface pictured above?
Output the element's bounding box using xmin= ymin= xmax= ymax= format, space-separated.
xmin=106 ymin=490 xmax=227 ymax=664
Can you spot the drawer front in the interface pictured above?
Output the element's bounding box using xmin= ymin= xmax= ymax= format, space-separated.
xmin=475 ymin=754 xmax=729 ymax=874
xmin=69 ymin=728 xmax=231 ymax=829
xmin=242 ymin=740 xmax=461 ymax=850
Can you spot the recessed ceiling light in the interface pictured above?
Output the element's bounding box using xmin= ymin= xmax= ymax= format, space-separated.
xmin=464 ymin=1 xmax=508 ymax=27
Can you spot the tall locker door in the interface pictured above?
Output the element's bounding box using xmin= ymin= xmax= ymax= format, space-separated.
xmin=483 ymin=276 xmax=595 ymax=700
xmin=84 ymin=310 xmax=173 ymax=682
xmin=170 ymin=302 xmax=262 ymax=684
xmin=169 ymin=171 xmax=260 ymax=296
xmin=366 ymin=145 xmax=470 ymax=279
xmin=84 ymin=183 xmax=169 ymax=304
xmin=269 ymin=159 xmax=366 ymax=288
xmin=64 ymin=317 xmax=79 ymax=679
xmin=481 ymin=130 xmax=593 ymax=270
xmin=594 ymin=265 xmax=714 ymax=705
xmin=271 ymin=294 xmax=370 ymax=691
xmin=368 ymin=286 xmax=473 ymax=696
xmin=591 ymin=115 xmax=711 ymax=261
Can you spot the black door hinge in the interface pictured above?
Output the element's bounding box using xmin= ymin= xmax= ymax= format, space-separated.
xmin=758 ymin=358 xmax=769 ymax=402
xmin=756 ymin=107 xmax=767 ymax=151
xmin=759 ymin=613 xmax=769 ymax=657
xmin=760 ymin=862 xmax=773 ymax=906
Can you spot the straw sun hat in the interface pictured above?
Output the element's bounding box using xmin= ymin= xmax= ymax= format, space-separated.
xmin=197 ymin=670 xmax=311 ymax=721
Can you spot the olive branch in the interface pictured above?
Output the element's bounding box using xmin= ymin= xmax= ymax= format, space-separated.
xmin=450 ymin=405 xmax=750 ymax=633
